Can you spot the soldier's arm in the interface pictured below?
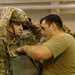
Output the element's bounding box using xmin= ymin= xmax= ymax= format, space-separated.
xmin=0 ymin=17 xmax=9 ymax=36
xmin=0 ymin=7 xmax=16 ymax=36
xmin=0 ymin=37 xmax=6 ymax=75
xmin=26 ymin=19 xmax=42 ymax=43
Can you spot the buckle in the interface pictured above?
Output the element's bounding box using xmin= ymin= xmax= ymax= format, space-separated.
xmin=11 ymin=53 xmax=17 ymax=58
xmin=6 ymin=70 xmax=11 ymax=75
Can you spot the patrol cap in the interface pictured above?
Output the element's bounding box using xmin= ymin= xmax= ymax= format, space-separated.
xmin=10 ymin=8 xmax=28 ymax=24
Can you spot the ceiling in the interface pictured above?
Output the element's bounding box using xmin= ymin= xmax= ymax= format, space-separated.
xmin=0 ymin=0 xmax=75 ymax=14
xmin=0 ymin=0 xmax=75 ymax=8
xmin=0 ymin=0 xmax=75 ymax=3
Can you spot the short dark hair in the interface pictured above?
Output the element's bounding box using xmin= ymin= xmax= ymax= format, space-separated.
xmin=40 ymin=14 xmax=63 ymax=29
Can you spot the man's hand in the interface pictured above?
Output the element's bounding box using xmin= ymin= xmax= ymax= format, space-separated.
xmin=1 ymin=7 xmax=16 ymax=20
xmin=25 ymin=17 xmax=32 ymax=26
xmin=15 ymin=46 xmax=25 ymax=53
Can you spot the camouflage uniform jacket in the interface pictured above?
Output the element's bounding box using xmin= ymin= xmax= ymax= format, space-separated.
xmin=0 ymin=17 xmax=42 ymax=75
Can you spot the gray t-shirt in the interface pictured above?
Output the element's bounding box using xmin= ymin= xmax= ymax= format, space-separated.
xmin=42 ymin=33 xmax=75 ymax=75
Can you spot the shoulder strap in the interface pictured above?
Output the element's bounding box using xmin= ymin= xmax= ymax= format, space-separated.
xmin=2 ymin=37 xmax=11 ymax=69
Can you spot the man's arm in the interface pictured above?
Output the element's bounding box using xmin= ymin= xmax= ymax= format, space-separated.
xmin=26 ymin=19 xmax=42 ymax=43
xmin=0 ymin=7 xmax=16 ymax=35
xmin=0 ymin=17 xmax=9 ymax=35
xmin=16 ymin=45 xmax=53 ymax=61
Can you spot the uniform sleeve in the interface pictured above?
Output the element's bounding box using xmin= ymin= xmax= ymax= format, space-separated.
xmin=22 ymin=32 xmax=37 ymax=45
xmin=0 ymin=17 xmax=9 ymax=36
xmin=27 ymin=21 xmax=42 ymax=43
xmin=42 ymin=35 xmax=68 ymax=58
xmin=0 ymin=37 xmax=6 ymax=74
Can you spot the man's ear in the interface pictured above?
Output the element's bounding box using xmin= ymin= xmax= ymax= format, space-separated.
xmin=51 ymin=23 xmax=56 ymax=31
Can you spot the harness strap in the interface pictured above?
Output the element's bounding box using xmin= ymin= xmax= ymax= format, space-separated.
xmin=6 ymin=22 xmax=18 ymax=38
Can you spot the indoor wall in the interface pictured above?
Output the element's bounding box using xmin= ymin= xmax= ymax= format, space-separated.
xmin=0 ymin=0 xmax=75 ymax=32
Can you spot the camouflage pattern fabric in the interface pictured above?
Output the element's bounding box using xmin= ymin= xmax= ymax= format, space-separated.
xmin=0 ymin=38 xmax=5 ymax=75
xmin=10 ymin=8 xmax=28 ymax=24
xmin=0 ymin=16 xmax=42 ymax=75
xmin=0 ymin=17 xmax=9 ymax=36
xmin=0 ymin=38 xmax=7 ymax=75
xmin=0 ymin=17 xmax=10 ymax=75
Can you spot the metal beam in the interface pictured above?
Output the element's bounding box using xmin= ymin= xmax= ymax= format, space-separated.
xmin=0 ymin=0 xmax=75 ymax=3
xmin=0 ymin=4 xmax=75 ymax=10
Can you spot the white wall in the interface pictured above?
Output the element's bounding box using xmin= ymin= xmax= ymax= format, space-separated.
xmin=0 ymin=0 xmax=75 ymax=32
xmin=25 ymin=10 xmax=50 ymax=22
xmin=0 ymin=0 xmax=75 ymax=3
xmin=25 ymin=10 xmax=75 ymax=32
xmin=60 ymin=14 xmax=75 ymax=32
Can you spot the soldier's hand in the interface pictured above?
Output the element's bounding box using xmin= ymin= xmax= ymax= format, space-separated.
xmin=1 ymin=7 xmax=16 ymax=20
xmin=25 ymin=17 xmax=32 ymax=26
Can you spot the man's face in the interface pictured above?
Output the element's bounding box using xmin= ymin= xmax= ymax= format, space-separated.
xmin=41 ymin=20 xmax=53 ymax=40
xmin=7 ymin=22 xmax=23 ymax=36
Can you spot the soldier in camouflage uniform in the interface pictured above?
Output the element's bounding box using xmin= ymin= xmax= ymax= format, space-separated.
xmin=0 ymin=7 xmax=42 ymax=75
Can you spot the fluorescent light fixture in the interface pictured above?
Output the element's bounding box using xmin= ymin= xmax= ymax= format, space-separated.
xmin=0 ymin=4 xmax=75 ymax=10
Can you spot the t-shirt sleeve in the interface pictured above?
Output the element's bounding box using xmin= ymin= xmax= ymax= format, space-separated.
xmin=42 ymin=35 xmax=68 ymax=58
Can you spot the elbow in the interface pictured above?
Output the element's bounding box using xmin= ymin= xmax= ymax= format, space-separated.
xmin=34 ymin=52 xmax=42 ymax=60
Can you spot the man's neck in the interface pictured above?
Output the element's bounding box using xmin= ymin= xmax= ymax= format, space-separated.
xmin=53 ymin=29 xmax=64 ymax=36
